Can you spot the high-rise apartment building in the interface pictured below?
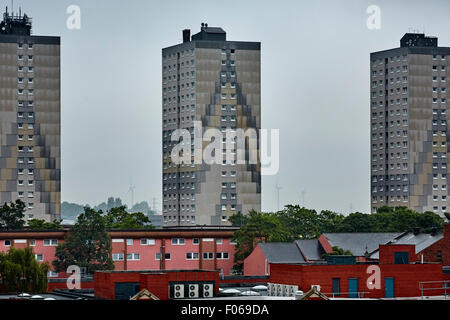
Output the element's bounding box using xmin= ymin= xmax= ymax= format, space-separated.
xmin=370 ymin=33 xmax=450 ymax=216
xmin=162 ymin=24 xmax=261 ymax=226
xmin=0 ymin=9 xmax=60 ymax=222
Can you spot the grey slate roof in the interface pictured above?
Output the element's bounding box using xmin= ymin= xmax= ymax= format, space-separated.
xmin=295 ymin=239 xmax=323 ymax=261
xmin=323 ymin=233 xmax=402 ymax=256
xmin=259 ymin=243 xmax=306 ymax=263
xmin=369 ymin=232 xmax=443 ymax=259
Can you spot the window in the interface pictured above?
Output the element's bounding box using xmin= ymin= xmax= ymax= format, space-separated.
xmin=172 ymin=238 xmax=185 ymax=245
xmin=155 ymin=253 xmax=161 ymax=260
xmin=165 ymin=253 xmax=171 ymax=260
xmin=192 ymin=238 xmax=199 ymax=245
xmin=186 ymin=252 xmax=199 ymax=260
xmin=43 ymin=239 xmax=58 ymax=246
xmin=394 ymin=252 xmax=409 ymax=264
xmin=126 ymin=239 xmax=133 ymax=246
xmin=29 ymin=239 xmax=36 ymax=246
xmin=216 ymin=252 xmax=229 ymax=259
xmin=216 ymin=238 xmax=223 ymax=244
xmin=203 ymin=252 xmax=214 ymax=260
xmin=4 ymin=240 xmax=11 ymax=246
xmin=126 ymin=253 xmax=140 ymax=261
xmin=112 ymin=253 xmax=124 ymax=261
xmin=141 ymin=238 xmax=155 ymax=245
xmin=35 ymin=254 xmax=44 ymax=262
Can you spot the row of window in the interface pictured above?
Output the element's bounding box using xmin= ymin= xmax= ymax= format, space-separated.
xmin=2 ymin=238 xmax=234 ymax=247
xmin=164 ymin=193 xmax=195 ymax=201
xmin=164 ymin=215 xmax=196 ymax=223
xmin=18 ymin=89 xmax=34 ymax=95
xmin=372 ymin=195 xmax=408 ymax=202
xmin=112 ymin=251 xmax=230 ymax=261
xmin=163 ymin=49 xmax=195 ymax=61
xmin=3 ymin=239 xmax=57 ymax=246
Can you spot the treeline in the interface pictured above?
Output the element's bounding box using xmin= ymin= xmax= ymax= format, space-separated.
xmin=62 ymin=197 xmax=158 ymax=220
xmin=229 ymin=205 xmax=445 ymax=272
xmin=0 ymin=200 xmax=155 ymax=231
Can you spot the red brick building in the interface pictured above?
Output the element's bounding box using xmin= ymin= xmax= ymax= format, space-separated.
xmin=244 ymin=224 xmax=450 ymax=276
xmin=269 ymin=244 xmax=445 ymax=299
xmin=94 ymin=269 xmax=219 ymax=300
xmin=0 ymin=227 xmax=238 ymax=277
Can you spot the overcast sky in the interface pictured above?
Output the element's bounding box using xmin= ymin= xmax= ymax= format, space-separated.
xmin=9 ymin=0 xmax=450 ymax=213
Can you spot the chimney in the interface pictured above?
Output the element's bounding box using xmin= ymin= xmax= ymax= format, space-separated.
xmin=182 ymin=29 xmax=191 ymax=43
xmin=413 ymin=227 xmax=420 ymax=235
xmin=431 ymin=227 xmax=437 ymax=236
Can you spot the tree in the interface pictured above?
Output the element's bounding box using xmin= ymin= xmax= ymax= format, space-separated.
xmin=0 ymin=200 xmax=26 ymax=231
xmin=28 ymin=219 xmax=63 ymax=231
xmin=231 ymin=210 xmax=291 ymax=273
xmin=52 ymin=207 xmax=114 ymax=274
xmin=277 ymin=205 xmax=322 ymax=239
xmin=228 ymin=211 xmax=248 ymax=227
xmin=0 ymin=247 xmax=49 ymax=293
xmin=104 ymin=206 xmax=153 ymax=229
xmin=322 ymin=246 xmax=353 ymax=259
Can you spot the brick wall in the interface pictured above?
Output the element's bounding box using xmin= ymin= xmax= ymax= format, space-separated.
xmin=269 ymin=261 xmax=443 ymax=298
xmin=418 ymin=224 xmax=450 ymax=265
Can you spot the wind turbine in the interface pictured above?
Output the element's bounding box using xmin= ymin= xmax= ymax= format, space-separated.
xmin=275 ymin=183 xmax=282 ymax=211
xmin=126 ymin=184 xmax=136 ymax=210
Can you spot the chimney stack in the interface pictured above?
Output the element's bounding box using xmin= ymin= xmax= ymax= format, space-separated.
xmin=182 ymin=29 xmax=191 ymax=43
xmin=431 ymin=227 xmax=437 ymax=236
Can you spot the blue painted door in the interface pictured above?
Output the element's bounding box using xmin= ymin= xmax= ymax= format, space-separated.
xmin=348 ymin=278 xmax=358 ymax=298
xmin=385 ymin=278 xmax=394 ymax=298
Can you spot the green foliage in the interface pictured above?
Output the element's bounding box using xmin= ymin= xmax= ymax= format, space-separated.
xmin=228 ymin=211 xmax=249 ymax=227
xmin=28 ymin=219 xmax=63 ymax=231
xmin=0 ymin=200 xmax=26 ymax=231
xmin=52 ymin=207 xmax=114 ymax=274
xmin=0 ymin=247 xmax=49 ymax=293
xmin=322 ymin=246 xmax=353 ymax=259
xmin=103 ymin=206 xmax=153 ymax=229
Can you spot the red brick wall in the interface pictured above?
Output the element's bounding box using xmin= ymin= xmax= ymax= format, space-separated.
xmin=269 ymin=262 xmax=443 ymax=298
xmin=94 ymin=270 xmax=220 ymax=300
xmin=243 ymin=244 xmax=268 ymax=276
xmin=379 ymin=244 xmax=415 ymax=264
xmin=418 ymin=225 xmax=450 ymax=265
xmin=47 ymin=280 xmax=94 ymax=292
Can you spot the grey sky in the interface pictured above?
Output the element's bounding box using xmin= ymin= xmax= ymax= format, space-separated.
xmin=8 ymin=0 xmax=450 ymax=213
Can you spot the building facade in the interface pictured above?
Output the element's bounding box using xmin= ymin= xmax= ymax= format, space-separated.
xmin=371 ymin=33 xmax=450 ymax=215
xmin=0 ymin=9 xmax=60 ymax=221
xmin=0 ymin=227 xmax=238 ymax=277
xmin=162 ymin=24 xmax=261 ymax=226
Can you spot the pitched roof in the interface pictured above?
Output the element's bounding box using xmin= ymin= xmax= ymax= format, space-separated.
xmin=369 ymin=232 xmax=443 ymax=259
xmin=323 ymin=233 xmax=402 ymax=256
xmin=259 ymin=243 xmax=306 ymax=263
xmin=130 ymin=288 xmax=160 ymax=300
xmin=295 ymin=239 xmax=323 ymax=261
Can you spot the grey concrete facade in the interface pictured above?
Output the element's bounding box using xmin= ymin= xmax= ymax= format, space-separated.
xmin=370 ymin=33 xmax=450 ymax=216
xmin=0 ymin=13 xmax=60 ymax=222
xmin=162 ymin=25 xmax=261 ymax=226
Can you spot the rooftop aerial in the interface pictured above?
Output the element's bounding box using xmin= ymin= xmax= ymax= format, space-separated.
xmin=0 ymin=6 xmax=32 ymax=36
